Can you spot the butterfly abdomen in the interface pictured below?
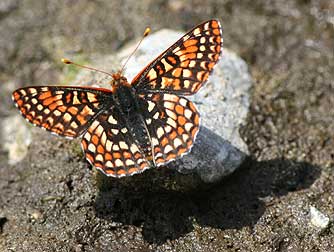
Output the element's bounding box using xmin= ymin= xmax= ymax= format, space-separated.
xmin=112 ymin=85 xmax=154 ymax=165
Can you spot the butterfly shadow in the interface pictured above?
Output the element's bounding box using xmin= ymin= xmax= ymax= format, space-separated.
xmin=94 ymin=157 xmax=321 ymax=244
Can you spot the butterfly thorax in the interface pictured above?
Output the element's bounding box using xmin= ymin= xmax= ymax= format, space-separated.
xmin=111 ymin=71 xmax=137 ymax=112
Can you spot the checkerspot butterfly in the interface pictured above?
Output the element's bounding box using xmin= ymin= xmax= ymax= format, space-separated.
xmin=12 ymin=19 xmax=223 ymax=177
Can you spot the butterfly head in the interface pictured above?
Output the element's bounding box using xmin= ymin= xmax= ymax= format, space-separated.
xmin=110 ymin=71 xmax=131 ymax=89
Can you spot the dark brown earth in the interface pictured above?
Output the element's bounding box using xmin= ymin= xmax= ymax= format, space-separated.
xmin=1 ymin=1 xmax=334 ymax=251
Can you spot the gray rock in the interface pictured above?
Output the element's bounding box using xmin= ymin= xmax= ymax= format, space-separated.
xmin=73 ymin=29 xmax=252 ymax=182
xmin=120 ymin=29 xmax=251 ymax=182
xmin=2 ymin=115 xmax=32 ymax=164
xmin=170 ymin=127 xmax=246 ymax=183
xmin=121 ymin=30 xmax=251 ymax=154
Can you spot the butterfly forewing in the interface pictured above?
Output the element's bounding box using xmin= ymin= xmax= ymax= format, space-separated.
xmin=12 ymin=86 xmax=113 ymax=138
xmin=131 ymin=19 xmax=222 ymax=95
xmin=138 ymin=93 xmax=200 ymax=166
xmin=81 ymin=106 xmax=151 ymax=177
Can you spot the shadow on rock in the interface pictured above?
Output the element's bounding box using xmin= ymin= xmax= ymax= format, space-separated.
xmin=94 ymin=158 xmax=321 ymax=244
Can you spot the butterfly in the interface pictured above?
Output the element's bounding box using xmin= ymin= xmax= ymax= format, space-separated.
xmin=12 ymin=19 xmax=223 ymax=177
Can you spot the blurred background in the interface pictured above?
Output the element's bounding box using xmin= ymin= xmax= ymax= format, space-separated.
xmin=0 ymin=0 xmax=333 ymax=251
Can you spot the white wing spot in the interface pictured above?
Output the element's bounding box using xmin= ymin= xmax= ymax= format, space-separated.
xmin=147 ymin=100 xmax=155 ymax=112
xmin=84 ymin=133 xmax=91 ymax=141
xmin=152 ymin=137 xmax=159 ymax=146
xmin=173 ymin=46 xmax=181 ymax=53
xmin=161 ymin=58 xmax=173 ymax=72
xmin=164 ymin=145 xmax=173 ymax=153
xmin=88 ymin=143 xmax=96 ymax=153
xmin=183 ymin=35 xmax=190 ymax=41
xmin=148 ymin=68 xmax=157 ymax=80
xmin=126 ymin=159 xmax=135 ymax=166
xmin=174 ymin=138 xmax=183 ymax=148
xmin=70 ymin=121 xmax=78 ymax=129
xmin=182 ymin=134 xmax=189 ymax=142
xmin=63 ymin=113 xmax=71 ymax=122
xmin=165 ymin=125 xmax=172 ymax=133
xmin=167 ymin=118 xmax=177 ymax=128
xmin=87 ymin=92 xmax=97 ymax=102
xmin=20 ymin=89 xmax=27 ymax=96
xmin=163 ymin=93 xmax=177 ymax=101
xmin=130 ymin=144 xmax=139 ymax=153
xmin=164 ymin=101 xmax=175 ymax=110
xmin=185 ymin=122 xmax=193 ymax=131
xmin=179 ymin=98 xmax=187 ymax=107
xmin=46 ymin=116 xmax=54 ymax=125
xmin=183 ymin=80 xmax=191 ymax=88
xmin=106 ymin=161 xmax=113 ymax=167
xmin=108 ymin=115 xmax=117 ymax=124
xmin=106 ymin=140 xmax=112 ymax=151
xmin=153 ymin=112 xmax=159 ymax=119
xmin=193 ymin=28 xmax=201 ymax=35
xmin=111 ymin=129 xmax=119 ymax=135
xmin=119 ymin=141 xmax=129 ymax=150
xmin=183 ymin=69 xmax=192 ymax=78
xmin=146 ymin=118 xmax=152 ymax=125
xmin=115 ymin=159 xmax=123 ymax=167
xmin=184 ymin=109 xmax=192 ymax=119
xmin=53 ymin=110 xmax=61 ymax=117
xmin=28 ymin=88 xmax=37 ymax=93
xmin=24 ymin=103 xmax=31 ymax=110
xmin=101 ymin=131 xmax=107 ymax=144
xmin=166 ymin=109 xmax=177 ymax=120
xmin=96 ymin=125 xmax=104 ymax=136
xmin=73 ymin=94 xmax=80 ymax=105
xmin=189 ymin=60 xmax=196 ymax=68
xmin=157 ymin=127 xmax=164 ymax=138
xmin=96 ymin=154 xmax=103 ymax=162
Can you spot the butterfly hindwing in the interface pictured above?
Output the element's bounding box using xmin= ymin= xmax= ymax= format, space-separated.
xmin=12 ymin=86 xmax=113 ymax=138
xmin=131 ymin=19 xmax=222 ymax=95
xmin=138 ymin=93 xmax=200 ymax=166
xmin=81 ymin=106 xmax=151 ymax=177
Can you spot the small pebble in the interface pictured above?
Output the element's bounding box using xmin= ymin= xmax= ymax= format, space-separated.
xmin=310 ymin=206 xmax=330 ymax=230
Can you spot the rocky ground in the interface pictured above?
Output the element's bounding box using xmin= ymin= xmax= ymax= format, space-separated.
xmin=0 ymin=1 xmax=334 ymax=251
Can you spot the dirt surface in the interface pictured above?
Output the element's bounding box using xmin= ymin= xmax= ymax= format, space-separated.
xmin=1 ymin=0 xmax=334 ymax=251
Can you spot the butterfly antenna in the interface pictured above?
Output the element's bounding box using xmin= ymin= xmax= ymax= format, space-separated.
xmin=120 ymin=27 xmax=151 ymax=73
xmin=61 ymin=58 xmax=114 ymax=78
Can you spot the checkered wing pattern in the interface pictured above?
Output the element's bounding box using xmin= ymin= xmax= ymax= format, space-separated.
xmin=12 ymin=20 xmax=223 ymax=178
xmin=138 ymin=93 xmax=200 ymax=166
xmin=131 ymin=19 xmax=222 ymax=95
xmin=12 ymin=86 xmax=113 ymax=138
xmin=81 ymin=106 xmax=151 ymax=177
